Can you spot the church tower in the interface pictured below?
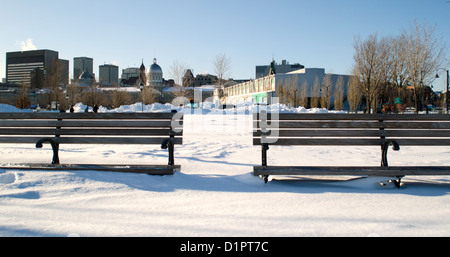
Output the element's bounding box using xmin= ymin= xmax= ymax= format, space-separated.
xmin=139 ymin=59 xmax=147 ymax=86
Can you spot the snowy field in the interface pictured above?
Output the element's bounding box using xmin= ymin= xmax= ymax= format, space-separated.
xmin=1 ymin=102 xmax=450 ymax=237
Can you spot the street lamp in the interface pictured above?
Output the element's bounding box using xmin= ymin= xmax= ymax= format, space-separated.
xmin=140 ymin=83 xmax=144 ymax=113
xmin=436 ymin=68 xmax=449 ymax=114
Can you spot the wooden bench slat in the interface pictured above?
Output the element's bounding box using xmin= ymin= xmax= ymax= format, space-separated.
xmin=253 ymin=129 xmax=383 ymax=137
xmin=259 ymin=121 xmax=383 ymax=129
xmin=57 ymin=120 xmax=174 ymax=127
xmin=57 ymin=137 xmax=183 ymax=145
xmin=253 ymin=129 xmax=450 ymax=138
xmin=255 ymin=113 xmax=450 ymax=121
xmin=254 ymin=166 xmax=450 ymax=176
xmin=255 ymin=113 xmax=381 ymax=121
xmin=383 ymin=122 xmax=450 ymax=129
xmin=0 ymin=137 xmax=45 ymax=144
xmin=0 ymin=136 xmax=182 ymax=144
xmin=57 ymin=112 xmax=182 ymax=120
xmin=0 ymin=120 xmax=60 ymax=127
xmin=392 ymin=139 xmax=450 ymax=146
xmin=0 ymin=128 xmax=182 ymax=136
xmin=384 ymin=130 xmax=450 ymax=137
xmin=3 ymin=163 xmax=181 ymax=175
xmin=0 ymin=128 xmax=56 ymax=135
xmin=0 ymin=113 xmax=60 ymax=119
xmin=0 ymin=120 xmax=177 ymax=128
xmin=253 ymin=138 xmax=384 ymax=145
xmin=256 ymin=120 xmax=450 ymax=130
xmin=254 ymin=138 xmax=450 ymax=146
xmin=56 ymin=129 xmax=182 ymax=136
xmin=0 ymin=112 xmax=181 ymax=120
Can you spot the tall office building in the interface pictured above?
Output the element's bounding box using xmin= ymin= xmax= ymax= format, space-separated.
xmin=57 ymin=59 xmax=69 ymax=86
xmin=99 ymin=64 xmax=119 ymax=86
xmin=6 ymin=49 xmax=68 ymax=87
xmin=73 ymin=57 xmax=93 ymax=80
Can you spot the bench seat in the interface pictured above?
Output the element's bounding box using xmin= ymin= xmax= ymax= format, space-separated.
xmin=254 ymin=166 xmax=450 ymax=176
xmin=4 ymin=163 xmax=181 ymax=175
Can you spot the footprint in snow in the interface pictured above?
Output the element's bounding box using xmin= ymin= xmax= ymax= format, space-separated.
xmin=0 ymin=173 xmax=16 ymax=184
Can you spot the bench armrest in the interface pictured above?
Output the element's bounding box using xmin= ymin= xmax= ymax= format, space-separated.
xmin=382 ymin=140 xmax=400 ymax=167
xmin=35 ymin=138 xmax=60 ymax=165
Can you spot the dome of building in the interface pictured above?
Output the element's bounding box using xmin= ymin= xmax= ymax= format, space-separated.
xmin=148 ymin=58 xmax=163 ymax=88
xmin=149 ymin=58 xmax=162 ymax=74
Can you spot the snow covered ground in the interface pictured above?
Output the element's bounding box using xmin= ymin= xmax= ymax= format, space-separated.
xmin=1 ymin=102 xmax=450 ymax=237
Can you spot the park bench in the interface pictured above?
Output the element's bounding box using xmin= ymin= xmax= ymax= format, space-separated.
xmin=253 ymin=111 xmax=450 ymax=187
xmin=0 ymin=111 xmax=183 ymax=175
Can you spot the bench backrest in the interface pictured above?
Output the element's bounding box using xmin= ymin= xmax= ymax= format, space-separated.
xmin=253 ymin=113 xmax=450 ymax=146
xmin=0 ymin=112 xmax=183 ymax=145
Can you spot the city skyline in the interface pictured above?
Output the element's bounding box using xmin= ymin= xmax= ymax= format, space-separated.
xmin=0 ymin=0 xmax=449 ymax=90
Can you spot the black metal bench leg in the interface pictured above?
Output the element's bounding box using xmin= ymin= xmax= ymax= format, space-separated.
xmin=168 ymin=142 xmax=174 ymax=166
xmin=381 ymin=140 xmax=402 ymax=188
xmin=391 ymin=176 xmax=403 ymax=189
xmin=36 ymin=138 xmax=60 ymax=165
xmin=261 ymin=143 xmax=269 ymax=183
xmin=262 ymin=143 xmax=269 ymax=167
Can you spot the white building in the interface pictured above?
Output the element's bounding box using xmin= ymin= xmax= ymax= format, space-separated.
xmin=218 ymin=67 xmax=350 ymax=109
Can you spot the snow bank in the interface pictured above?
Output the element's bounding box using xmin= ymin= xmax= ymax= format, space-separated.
xmin=110 ymin=101 xmax=343 ymax=114
xmin=0 ymin=102 xmax=339 ymax=114
xmin=108 ymin=102 xmax=176 ymax=113
xmin=0 ymin=104 xmax=33 ymax=113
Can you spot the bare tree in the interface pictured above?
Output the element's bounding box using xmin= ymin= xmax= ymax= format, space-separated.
xmin=112 ymin=90 xmax=133 ymax=108
xmin=321 ymin=74 xmax=332 ymax=109
xmin=81 ymin=85 xmax=106 ymax=107
xmin=334 ymin=75 xmax=344 ymax=110
xmin=168 ymin=60 xmax=190 ymax=98
xmin=390 ymin=34 xmax=409 ymax=97
xmin=213 ymin=53 xmax=232 ymax=91
xmin=352 ymin=34 xmax=389 ymax=113
xmin=299 ymin=80 xmax=309 ymax=108
xmin=16 ymin=85 xmax=31 ymax=109
xmin=66 ymin=84 xmax=83 ymax=106
xmin=403 ymin=20 xmax=446 ymax=113
xmin=289 ymin=76 xmax=300 ymax=107
xmin=276 ymin=81 xmax=290 ymax=105
xmin=310 ymin=76 xmax=321 ymax=108
xmin=352 ymin=21 xmax=447 ymax=113
xmin=45 ymin=59 xmax=65 ymax=110
xmin=142 ymin=87 xmax=157 ymax=105
xmin=347 ymin=74 xmax=362 ymax=112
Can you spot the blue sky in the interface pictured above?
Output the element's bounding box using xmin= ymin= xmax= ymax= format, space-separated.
xmin=1 ymin=0 xmax=449 ymax=90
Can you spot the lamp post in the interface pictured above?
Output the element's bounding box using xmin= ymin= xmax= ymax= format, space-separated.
xmin=140 ymin=83 xmax=144 ymax=113
xmin=436 ymin=68 xmax=449 ymax=114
